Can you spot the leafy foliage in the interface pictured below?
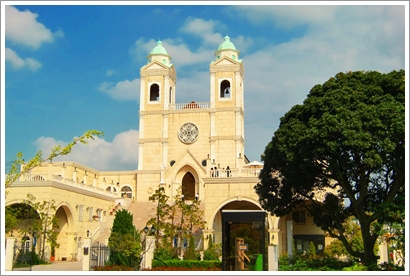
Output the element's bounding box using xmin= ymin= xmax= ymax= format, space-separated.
xmin=203 ymin=234 xmax=222 ymax=260
xmin=108 ymin=209 xmax=141 ymax=268
xmin=19 ymin=194 xmax=60 ymax=261
xmin=151 ymin=259 xmax=222 ymax=270
xmin=255 ymin=70 xmax=405 ymax=267
xmin=146 ymin=186 xmax=206 ymax=259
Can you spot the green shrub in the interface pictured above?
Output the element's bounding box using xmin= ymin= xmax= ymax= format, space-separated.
xmin=342 ymin=263 xmax=368 ymax=271
xmin=203 ymin=236 xmax=221 ymax=260
xmin=93 ymin=264 xmax=134 ymax=271
xmin=152 ymin=259 xmax=222 ymax=270
xmin=154 ymin=246 xmax=178 ymax=261
xmin=279 ymin=253 xmax=354 ymax=271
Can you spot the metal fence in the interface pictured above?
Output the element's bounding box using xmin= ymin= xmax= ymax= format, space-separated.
xmin=89 ymin=245 xmax=110 ymax=270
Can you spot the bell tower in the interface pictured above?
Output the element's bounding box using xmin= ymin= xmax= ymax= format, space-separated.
xmin=138 ymin=40 xmax=177 ymax=170
xmin=209 ymin=36 xmax=245 ymax=166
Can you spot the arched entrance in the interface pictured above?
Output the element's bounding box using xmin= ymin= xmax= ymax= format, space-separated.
xmin=211 ymin=199 xmax=262 ymax=244
xmin=181 ymin=172 xmax=195 ymax=200
xmin=222 ymin=210 xmax=266 ymax=271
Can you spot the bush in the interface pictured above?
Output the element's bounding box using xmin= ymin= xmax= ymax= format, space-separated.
xmin=154 ymin=246 xmax=178 ymax=261
xmin=152 ymin=259 xmax=222 ymax=270
xmin=203 ymin=235 xmax=221 ymax=261
xmin=341 ymin=263 xmax=368 ymax=271
xmin=93 ymin=264 xmax=134 ymax=271
xmin=279 ymin=253 xmax=354 ymax=271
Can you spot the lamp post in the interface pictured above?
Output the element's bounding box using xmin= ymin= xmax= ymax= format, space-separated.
xmin=143 ymin=225 xmax=157 ymax=236
xmin=142 ymin=226 xmax=157 ymax=270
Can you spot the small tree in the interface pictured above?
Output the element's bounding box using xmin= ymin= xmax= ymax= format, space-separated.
xmin=146 ymin=186 xmax=206 ymax=259
xmin=184 ymin=235 xmax=198 ymax=260
xmin=309 ymin=242 xmax=316 ymax=259
xmin=108 ymin=209 xmax=142 ymax=269
xmin=20 ymin=194 xmax=60 ymax=261
xmin=203 ymin=234 xmax=222 ymax=260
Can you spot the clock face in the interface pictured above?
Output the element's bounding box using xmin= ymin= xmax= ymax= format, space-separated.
xmin=178 ymin=123 xmax=199 ymax=144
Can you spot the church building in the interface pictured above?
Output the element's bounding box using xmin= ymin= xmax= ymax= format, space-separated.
xmin=5 ymin=36 xmax=329 ymax=268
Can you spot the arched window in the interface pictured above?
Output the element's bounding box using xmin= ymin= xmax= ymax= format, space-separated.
xmin=121 ymin=186 xmax=133 ymax=198
xmin=220 ymin=80 xmax=231 ymax=98
xmin=106 ymin=185 xmax=117 ymax=193
xmin=182 ymin=172 xmax=195 ymax=200
xmin=150 ymin=84 xmax=160 ymax=101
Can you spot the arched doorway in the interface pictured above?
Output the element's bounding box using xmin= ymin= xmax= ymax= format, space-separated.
xmin=222 ymin=210 xmax=266 ymax=271
xmin=181 ymin=172 xmax=196 ymax=200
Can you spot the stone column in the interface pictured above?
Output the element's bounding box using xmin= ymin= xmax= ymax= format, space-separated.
xmin=82 ymin=237 xmax=92 ymax=271
xmin=287 ymin=220 xmax=293 ymax=256
xmin=5 ymin=237 xmax=16 ymax=271
xmin=144 ymin=236 xmax=156 ymax=270
xmin=268 ymin=244 xmax=278 ymax=271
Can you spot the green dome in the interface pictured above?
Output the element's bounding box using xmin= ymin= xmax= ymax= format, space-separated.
xmin=217 ymin=36 xmax=236 ymax=51
xmin=149 ymin=40 xmax=168 ymax=55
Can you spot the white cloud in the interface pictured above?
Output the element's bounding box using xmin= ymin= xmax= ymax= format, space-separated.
xmin=98 ymin=78 xmax=140 ymax=101
xmin=5 ymin=47 xmax=42 ymax=71
xmin=33 ymin=130 xmax=139 ymax=171
xmin=5 ymin=5 xmax=63 ymax=49
xmin=179 ymin=17 xmax=224 ymax=46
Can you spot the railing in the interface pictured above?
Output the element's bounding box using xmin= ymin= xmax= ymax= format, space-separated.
xmin=169 ymin=102 xmax=210 ymax=110
xmin=208 ymin=168 xmax=261 ymax=178
xmin=17 ymin=174 xmax=120 ymax=197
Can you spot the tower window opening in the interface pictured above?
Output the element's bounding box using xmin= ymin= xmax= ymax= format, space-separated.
xmin=150 ymin=84 xmax=160 ymax=101
xmin=220 ymin=80 xmax=231 ymax=98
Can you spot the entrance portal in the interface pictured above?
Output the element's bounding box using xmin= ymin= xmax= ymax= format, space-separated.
xmin=222 ymin=210 xmax=266 ymax=271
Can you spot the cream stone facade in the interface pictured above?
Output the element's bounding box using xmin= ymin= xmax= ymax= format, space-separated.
xmin=5 ymin=36 xmax=329 ymax=263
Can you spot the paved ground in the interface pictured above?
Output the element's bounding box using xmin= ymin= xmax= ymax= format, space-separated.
xmin=12 ymin=261 xmax=84 ymax=271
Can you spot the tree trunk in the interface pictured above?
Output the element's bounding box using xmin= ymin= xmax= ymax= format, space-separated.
xmin=360 ymin=222 xmax=378 ymax=268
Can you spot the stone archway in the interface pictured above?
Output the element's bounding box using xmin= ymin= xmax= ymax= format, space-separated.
xmin=208 ymin=198 xmax=265 ymax=245
xmin=53 ymin=204 xmax=76 ymax=261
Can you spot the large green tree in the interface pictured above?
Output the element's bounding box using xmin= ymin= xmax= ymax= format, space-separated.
xmin=255 ymin=70 xmax=405 ymax=268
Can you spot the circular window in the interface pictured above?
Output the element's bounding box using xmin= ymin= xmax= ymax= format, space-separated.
xmin=178 ymin=123 xmax=199 ymax=144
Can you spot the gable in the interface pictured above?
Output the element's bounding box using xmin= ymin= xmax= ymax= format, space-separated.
xmin=141 ymin=61 xmax=168 ymax=71
xmin=165 ymin=149 xmax=206 ymax=179
xmin=211 ymin=56 xmax=240 ymax=67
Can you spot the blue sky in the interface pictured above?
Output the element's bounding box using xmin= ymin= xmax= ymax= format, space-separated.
xmin=2 ymin=2 xmax=408 ymax=172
